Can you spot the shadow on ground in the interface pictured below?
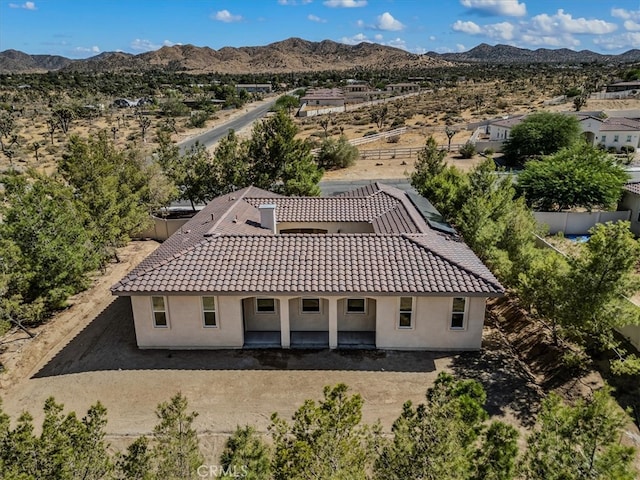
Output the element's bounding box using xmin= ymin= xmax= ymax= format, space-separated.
xmin=450 ymin=328 xmax=543 ymax=427
xmin=33 ymin=297 xmax=443 ymax=378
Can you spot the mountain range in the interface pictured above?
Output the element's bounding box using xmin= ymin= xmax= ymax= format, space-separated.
xmin=1 ymin=39 xmax=639 ymax=75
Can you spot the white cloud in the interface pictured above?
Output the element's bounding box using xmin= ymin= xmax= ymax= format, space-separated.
xmin=429 ymin=35 xmax=436 ymax=41
xmin=356 ymin=19 xmax=365 ymax=27
xmin=278 ymin=0 xmax=312 ymax=4
xmin=456 ymin=43 xmax=467 ymax=52
xmin=307 ymin=14 xmax=326 ymax=23
xmin=452 ymin=20 xmax=482 ymax=35
xmin=611 ymin=8 xmax=640 ymax=21
xmin=593 ymin=32 xmax=640 ymax=50
xmin=213 ymin=9 xmax=243 ymax=23
xmin=9 ymin=1 xmax=36 ymax=9
xmin=460 ymin=0 xmax=526 ymax=17
xmin=75 ymin=45 xmax=100 ymax=54
xmin=625 ymin=20 xmax=640 ymax=32
xmin=130 ymin=39 xmax=178 ymax=52
xmin=520 ymin=32 xmax=580 ymax=48
xmin=374 ymin=12 xmax=404 ymax=31
xmin=386 ymin=37 xmax=407 ymax=49
xmin=453 ymin=20 xmax=514 ymax=40
xmin=324 ymin=0 xmax=366 ymax=7
xmin=339 ymin=33 xmax=370 ymax=44
xmin=530 ymin=9 xmax=616 ymax=35
xmin=374 ymin=33 xmax=383 ymax=41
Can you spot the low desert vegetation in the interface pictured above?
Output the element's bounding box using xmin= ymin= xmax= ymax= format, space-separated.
xmin=0 ymin=374 xmax=635 ymax=480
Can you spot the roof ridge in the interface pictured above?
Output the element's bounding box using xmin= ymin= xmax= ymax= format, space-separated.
xmin=206 ymin=186 xmax=256 ymax=236
xmin=402 ymin=233 xmax=503 ymax=291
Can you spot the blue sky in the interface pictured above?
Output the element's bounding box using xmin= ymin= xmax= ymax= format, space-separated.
xmin=1 ymin=0 xmax=640 ymax=59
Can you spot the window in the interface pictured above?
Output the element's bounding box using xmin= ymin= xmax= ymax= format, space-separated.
xmin=152 ymin=296 xmax=167 ymax=327
xmin=614 ymin=135 xmax=619 ymax=142
xmin=601 ymin=135 xmax=606 ymax=143
xmin=399 ymin=297 xmax=413 ymax=328
xmin=346 ymin=298 xmax=366 ymax=314
xmin=256 ymin=298 xmax=276 ymax=313
xmin=301 ymin=298 xmax=321 ymax=313
xmin=627 ymin=135 xmax=633 ymax=143
xmin=451 ymin=297 xmax=467 ymax=329
xmin=202 ymin=297 xmax=217 ymax=327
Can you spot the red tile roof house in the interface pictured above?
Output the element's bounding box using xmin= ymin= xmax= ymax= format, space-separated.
xmin=111 ymin=183 xmax=503 ymax=350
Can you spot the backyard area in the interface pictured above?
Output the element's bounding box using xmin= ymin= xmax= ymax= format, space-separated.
xmin=1 ymin=240 xmax=637 ymax=465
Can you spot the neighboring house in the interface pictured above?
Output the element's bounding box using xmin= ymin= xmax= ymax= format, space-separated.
xmin=605 ymin=81 xmax=640 ymax=93
xmin=300 ymin=88 xmax=345 ymax=107
xmin=235 ymin=84 xmax=273 ymax=94
xmin=386 ymin=83 xmax=420 ymax=94
xmin=112 ymin=183 xmax=503 ymax=351
xmin=487 ymin=113 xmax=640 ymax=152
xmin=620 ymin=182 xmax=640 ymax=237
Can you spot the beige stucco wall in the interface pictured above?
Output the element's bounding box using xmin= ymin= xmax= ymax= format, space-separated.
xmin=242 ymin=298 xmax=281 ymax=331
xmin=289 ymin=298 xmax=329 ymax=331
xmin=337 ymin=298 xmax=376 ymax=331
xmin=618 ymin=324 xmax=640 ymax=351
xmin=129 ymin=294 xmax=488 ymax=350
xmin=130 ymin=295 xmax=244 ymax=349
xmin=277 ymin=222 xmax=374 ymax=234
xmin=375 ymin=296 xmax=487 ymax=351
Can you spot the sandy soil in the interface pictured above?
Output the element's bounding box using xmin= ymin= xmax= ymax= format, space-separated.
xmin=1 ymin=240 xmax=638 ymax=465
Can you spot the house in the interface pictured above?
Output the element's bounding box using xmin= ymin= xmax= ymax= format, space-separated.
xmin=386 ymin=83 xmax=420 ymax=94
xmin=300 ymin=88 xmax=345 ymax=107
xmin=487 ymin=113 xmax=640 ymax=152
xmin=111 ymin=183 xmax=503 ymax=351
xmin=605 ymin=81 xmax=640 ymax=93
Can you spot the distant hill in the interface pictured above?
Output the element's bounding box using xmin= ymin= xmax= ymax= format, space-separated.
xmin=0 ymin=49 xmax=73 ymax=73
xmin=0 ymin=38 xmax=447 ymax=75
xmin=429 ymin=43 xmax=640 ymax=64
xmin=2 ymin=39 xmax=640 ymax=75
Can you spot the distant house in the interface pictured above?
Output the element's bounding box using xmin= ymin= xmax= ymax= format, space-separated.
xmin=487 ymin=113 xmax=640 ymax=152
xmin=112 ymin=183 xmax=503 ymax=351
xmin=605 ymin=81 xmax=640 ymax=93
xmin=236 ymin=84 xmax=273 ymax=94
xmin=386 ymin=83 xmax=420 ymax=94
xmin=300 ymin=88 xmax=345 ymax=107
xmin=112 ymin=98 xmax=137 ymax=108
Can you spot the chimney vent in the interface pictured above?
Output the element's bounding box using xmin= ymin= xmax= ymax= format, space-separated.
xmin=258 ymin=204 xmax=277 ymax=234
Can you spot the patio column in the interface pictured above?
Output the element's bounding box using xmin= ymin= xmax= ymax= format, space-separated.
xmin=328 ymin=297 xmax=338 ymax=349
xmin=280 ymin=297 xmax=290 ymax=348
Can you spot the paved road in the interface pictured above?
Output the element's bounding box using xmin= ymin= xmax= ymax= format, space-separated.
xmin=178 ymin=97 xmax=279 ymax=153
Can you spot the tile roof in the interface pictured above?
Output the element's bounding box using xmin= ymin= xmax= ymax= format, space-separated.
xmin=112 ymin=234 xmax=502 ymax=295
xmin=599 ymin=117 xmax=640 ymax=132
xmin=112 ymin=183 xmax=503 ymax=297
xmin=624 ymin=181 xmax=640 ymax=195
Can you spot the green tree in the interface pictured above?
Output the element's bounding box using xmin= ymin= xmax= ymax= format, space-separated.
xmin=316 ymin=135 xmax=358 ymax=170
xmin=59 ymin=133 xmax=155 ymax=262
xmin=274 ymin=94 xmax=300 ymax=116
xmin=0 ymin=171 xmax=100 ymax=322
xmin=375 ymin=372 xmax=496 ymax=480
xmin=270 ymin=383 xmax=380 ymax=480
xmin=503 ymin=112 xmax=581 ymax=162
xmin=561 ymin=221 xmax=640 ymax=351
xmin=517 ymin=143 xmax=628 ymax=211
xmin=115 ymin=436 xmax=153 ymax=480
xmin=152 ymin=392 xmax=203 ymax=480
xmin=210 ymin=130 xmax=250 ymax=196
xmin=220 ymin=426 xmax=271 ymax=480
xmin=0 ymin=397 xmax=112 ymax=479
xmin=459 ymin=140 xmax=476 ymax=159
xmin=410 ymin=135 xmax=467 ymax=218
xmin=519 ymin=388 xmax=637 ymax=480
xmin=245 ymin=109 xmax=322 ymax=196
xmin=471 ymin=421 xmax=519 ymax=480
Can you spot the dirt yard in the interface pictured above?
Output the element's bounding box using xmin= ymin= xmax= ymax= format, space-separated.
xmin=1 ymin=241 xmax=638 ymax=465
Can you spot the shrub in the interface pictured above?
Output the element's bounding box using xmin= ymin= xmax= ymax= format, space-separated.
xmin=621 ymin=145 xmax=635 ymax=154
xmin=316 ymin=136 xmax=359 ymax=170
xmin=386 ymin=135 xmax=400 ymax=144
xmin=607 ymin=146 xmax=618 ymax=154
xmin=459 ymin=141 xmax=476 ymax=159
xmin=483 ymin=148 xmax=495 ymax=156
xmin=188 ymin=111 xmax=209 ymax=128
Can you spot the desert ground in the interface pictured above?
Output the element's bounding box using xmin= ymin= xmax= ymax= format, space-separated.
xmin=1 ymin=240 xmax=638 ymax=465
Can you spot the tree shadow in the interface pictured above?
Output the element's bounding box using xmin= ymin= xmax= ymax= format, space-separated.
xmin=450 ymin=329 xmax=543 ymax=427
xmin=33 ymin=297 xmax=443 ymax=377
